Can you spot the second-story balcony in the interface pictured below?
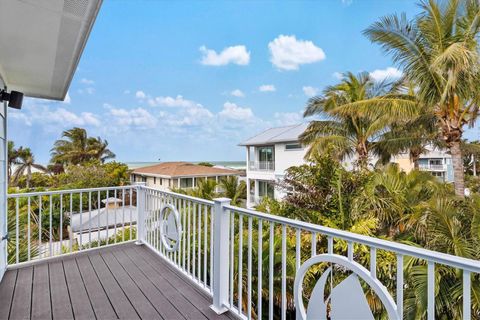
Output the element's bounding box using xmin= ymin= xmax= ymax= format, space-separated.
xmin=419 ymin=163 xmax=447 ymax=171
xmin=1 ymin=184 xmax=480 ymax=319
xmin=248 ymin=161 xmax=275 ymax=172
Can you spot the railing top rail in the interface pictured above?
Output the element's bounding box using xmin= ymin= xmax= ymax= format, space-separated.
xmin=225 ymin=204 xmax=480 ymax=273
xmin=141 ymin=186 xmax=215 ymax=205
xmin=7 ymin=185 xmax=135 ymax=198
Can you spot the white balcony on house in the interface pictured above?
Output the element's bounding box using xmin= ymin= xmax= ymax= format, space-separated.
xmin=1 ymin=1 xmax=479 ymax=319
xmin=248 ymin=160 xmax=275 ymax=171
xmin=2 ymin=185 xmax=480 ymax=319
xmin=419 ymin=163 xmax=447 ymax=171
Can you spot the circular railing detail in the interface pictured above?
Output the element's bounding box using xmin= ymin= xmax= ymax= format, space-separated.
xmin=159 ymin=204 xmax=182 ymax=252
xmin=294 ymin=254 xmax=398 ymax=320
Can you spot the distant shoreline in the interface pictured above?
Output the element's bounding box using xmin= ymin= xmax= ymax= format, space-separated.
xmin=125 ymin=161 xmax=246 ymax=170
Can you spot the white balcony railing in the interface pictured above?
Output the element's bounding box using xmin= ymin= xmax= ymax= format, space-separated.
xmin=7 ymin=185 xmax=138 ymax=265
xmin=419 ymin=163 xmax=447 ymax=171
xmin=7 ymin=185 xmax=480 ymax=319
xmin=248 ymin=160 xmax=275 ymax=171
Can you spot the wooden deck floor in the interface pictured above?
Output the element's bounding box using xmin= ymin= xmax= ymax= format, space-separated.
xmin=0 ymin=242 xmax=235 ymax=320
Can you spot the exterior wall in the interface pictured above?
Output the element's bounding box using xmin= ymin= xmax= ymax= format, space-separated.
xmin=273 ymin=143 xmax=308 ymax=176
xmin=392 ymin=155 xmax=415 ymax=173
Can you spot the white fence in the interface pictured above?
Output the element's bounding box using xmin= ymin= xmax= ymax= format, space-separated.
xmin=7 ymin=185 xmax=137 ymax=265
xmin=7 ymin=185 xmax=480 ymax=319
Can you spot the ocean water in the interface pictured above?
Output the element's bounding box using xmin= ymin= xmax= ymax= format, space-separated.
xmin=125 ymin=161 xmax=246 ymax=170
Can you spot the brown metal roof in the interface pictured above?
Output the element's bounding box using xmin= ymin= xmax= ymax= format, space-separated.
xmin=132 ymin=162 xmax=241 ymax=177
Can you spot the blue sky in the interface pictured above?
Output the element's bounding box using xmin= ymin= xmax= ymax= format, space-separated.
xmin=8 ymin=0 xmax=479 ymax=164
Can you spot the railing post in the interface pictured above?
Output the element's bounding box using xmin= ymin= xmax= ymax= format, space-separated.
xmin=135 ymin=182 xmax=146 ymax=245
xmin=210 ymin=198 xmax=231 ymax=314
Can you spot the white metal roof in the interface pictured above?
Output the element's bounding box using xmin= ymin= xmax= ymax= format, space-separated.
xmin=0 ymin=0 xmax=102 ymax=100
xmin=239 ymin=123 xmax=309 ymax=146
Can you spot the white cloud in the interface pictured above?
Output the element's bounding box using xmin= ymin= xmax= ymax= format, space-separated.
xmin=219 ymin=102 xmax=255 ymax=121
xmin=230 ymin=89 xmax=245 ymax=98
xmin=10 ymin=102 xmax=101 ymax=129
xmin=135 ymin=90 xmax=147 ymax=99
xmin=148 ymin=95 xmax=197 ymax=108
xmin=80 ymin=78 xmax=95 ymax=85
xmin=166 ymin=103 xmax=214 ymax=127
xmin=369 ymin=67 xmax=403 ymax=82
xmin=268 ymin=35 xmax=326 ymax=70
xmin=259 ymin=84 xmax=276 ymax=92
xmin=104 ymin=104 xmax=157 ymax=129
xmin=199 ymin=45 xmax=250 ymax=66
xmin=78 ymin=87 xmax=95 ymax=95
xmin=332 ymin=72 xmax=343 ymax=80
xmin=302 ymin=86 xmax=319 ymax=97
xmin=273 ymin=112 xmax=303 ymax=126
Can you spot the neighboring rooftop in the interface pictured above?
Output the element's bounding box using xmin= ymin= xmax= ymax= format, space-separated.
xmin=132 ymin=162 xmax=242 ymax=177
xmin=71 ymin=206 xmax=137 ymax=233
xmin=239 ymin=123 xmax=309 ymax=146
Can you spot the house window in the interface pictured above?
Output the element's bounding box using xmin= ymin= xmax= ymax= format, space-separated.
xmin=258 ymin=146 xmax=274 ymax=162
xmin=159 ymin=178 xmax=162 ymax=185
xmin=180 ymin=178 xmax=193 ymax=188
xmin=429 ymin=159 xmax=442 ymax=166
xmin=258 ymin=181 xmax=274 ymax=199
xmin=154 ymin=177 xmax=156 ymax=184
xmin=285 ymin=143 xmax=302 ymax=150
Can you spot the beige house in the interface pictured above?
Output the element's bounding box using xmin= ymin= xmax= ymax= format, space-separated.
xmin=131 ymin=162 xmax=242 ymax=191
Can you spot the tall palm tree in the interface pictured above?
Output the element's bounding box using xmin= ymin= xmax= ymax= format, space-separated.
xmin=364 ymin=0 xmax=480 ymax=196
xmin=12 ymin=148 xmax=47 ymax=188
xmin=50 ymin=127 xmax=115 ymax=165
xmin=8 ymin=141 xmax=19 ymax=182
xmin=300 ymin=72 xmax=413 ymax=170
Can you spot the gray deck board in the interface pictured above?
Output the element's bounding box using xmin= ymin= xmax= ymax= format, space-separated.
xmin=63 ymin=258 xmax=96 ymax=320
xmin=132 ymin=245 xmax=233 ymax=320
xmin=0 ymin=243 xmax=237 ymax=320
xmin=75 ymin=255 xmax=117 ymax=319
xmin=110 ymin=248 xmax=185 ymax=320
xmin=121 ymin=246 xmax=208 ymax=320
xmin=0 ymin=269 xmax=17 ymax=319
xmin=100 ymin=251 xmax=162 ymax=319
xmin=31 ymin=264 xmax=51 ymax=320
xmin=88 ymin=253 xmax=140 ymax=319
xmin=49 ymin=261 xmax=74 ymax=320
xmin=10 ymin=266 xmax=32 ymax=320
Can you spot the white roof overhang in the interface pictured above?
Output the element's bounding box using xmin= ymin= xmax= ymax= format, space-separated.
xmin=0 ymin=0 xmax=102 ymax=100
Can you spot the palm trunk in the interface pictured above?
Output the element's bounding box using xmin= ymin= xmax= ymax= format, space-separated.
xmin=473 ymin=155 xmax=477 ymax=177
xmin=450 ymin=140 xmax=465 ymax=197
xmin=26 ymin=166 xmax=31 ymax=189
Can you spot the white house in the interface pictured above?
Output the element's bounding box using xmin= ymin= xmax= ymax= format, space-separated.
xmin=131 ymin=162 xmax=242 ymax=192
xmin=239 ymin=123 xmax=309 ymax=208
xmin=392 ymin=146 xmax=454 ymax=182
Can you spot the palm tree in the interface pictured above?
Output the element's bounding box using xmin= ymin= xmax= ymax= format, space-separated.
xmin=50 ymin=127 xmax=115 ymax=165
xmin=12 ymin=148 xmax=47 ymax=188
xmin=300 ymin=72 xmax=412 ymax=170
xmin=188 ymin=179 xmax=218 ymax=200
xmin=8 ymin=141 xmax=19 ymax=182
xmin=364 ymin=0 xmax=480 ymax=196
xmin=219 ymin=176 xmax=246 ymax=206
